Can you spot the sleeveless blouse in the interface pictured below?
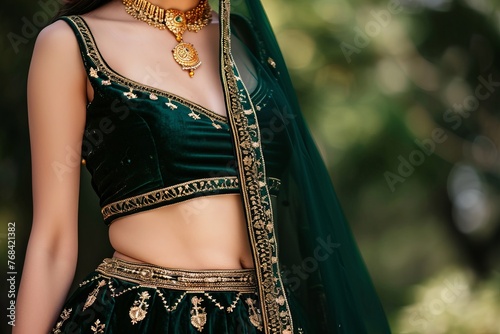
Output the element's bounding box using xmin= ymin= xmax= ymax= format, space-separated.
xmin=58 ymin=15 xmax=289 ymax=225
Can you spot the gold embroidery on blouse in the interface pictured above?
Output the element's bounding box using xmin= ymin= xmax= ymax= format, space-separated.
xmin=219 ymin=2 xmax=294 ymax=333
xmin=267 ymin=57 xmax=277 ymax=68
xmin=101 ymin=79 xmax=111 ymax=86
xmin=165 ymin=98 xmax=178 ymax=110
xmin=129 ymin=291 xmax=150 ymax=324
xmin=65 ymin=12 xmax=292 ymax=332
xmin=90 ymin=319 xmax=106 ymax=334
xmin=89 ymin=67 xmax=98 ymax=78
xmin=62 ymin=16 xmax=227 ymax=124
xmin=188 ymin=108 xmax=201 ymax=120
xmin=52 ymin=308 xmax=72 ymax=334
xmin=190 ymin=296 xmax=207 ymax=332
xmin=101 ymin=176 xmax=281 ymax=222
xmin=123 ymin=89 xmax=137 ymax=99
xmin=149 ymin=93 xmax=158 ymax=100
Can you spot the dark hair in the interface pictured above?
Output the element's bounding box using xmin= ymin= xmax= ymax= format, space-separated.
xmin=53 ymin=0 xmax=111 ymax=21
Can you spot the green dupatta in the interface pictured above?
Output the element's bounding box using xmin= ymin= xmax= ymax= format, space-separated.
xmin=218 ymin=0 xmax=392 ymax=333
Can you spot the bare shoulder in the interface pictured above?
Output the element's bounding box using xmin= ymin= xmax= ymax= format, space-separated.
xmin=28 ymin=18 xmax=88 ymax=109
xmin=29 ymin=19 xmax=85 ymax=83
xmin=35 ymin=19 xmax=78 ymax=51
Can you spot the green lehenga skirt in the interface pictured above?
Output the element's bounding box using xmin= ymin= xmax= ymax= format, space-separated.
xmin=51 ymin=257 xmax=268 ymax=334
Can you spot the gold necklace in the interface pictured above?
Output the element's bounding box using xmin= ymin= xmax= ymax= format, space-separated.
xmin=122 ymin=0 xmax=212 ymax=77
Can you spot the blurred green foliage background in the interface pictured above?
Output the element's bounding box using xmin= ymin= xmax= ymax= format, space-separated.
xmin=1 ymin=0 xmax=500 ymax=333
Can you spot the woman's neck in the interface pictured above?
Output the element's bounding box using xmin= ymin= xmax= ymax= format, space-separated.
xmin=147 ymin=0 xmax=201 ymax=11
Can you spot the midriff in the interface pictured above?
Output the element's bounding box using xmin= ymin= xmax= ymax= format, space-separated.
xmin=108 ymin=193 xmax=255 ymax=270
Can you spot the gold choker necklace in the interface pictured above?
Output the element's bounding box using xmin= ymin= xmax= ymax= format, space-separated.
xmin=122 ymin=0 xmax=212 ymax=77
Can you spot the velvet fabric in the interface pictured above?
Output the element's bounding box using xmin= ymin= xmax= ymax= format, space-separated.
xmin=53 ymin=0 xmax=393 ymax=332
xmin=51 ymin=270 xmax=266 ymax=334
xmin=58 ymin=15 xmax=289 ymax=224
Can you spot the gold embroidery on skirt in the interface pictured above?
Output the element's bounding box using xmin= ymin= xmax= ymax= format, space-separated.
xmin=129 ymin=291 xmax=151 ymax=324
xmin=91 ymin=319 xmax=106 ymax=333
xmin=52 ymin=308 xmax=72 ymax=334
xmin=83 ymin=279 xmax=106 ymax=311
xmin=245 ymin=297 xmax=263 ymax=330
xmin=190 ymin=296 xmax=207 ymax=332
xmin=79 ymin=274 xmax=105 ymax=287
xmin=203 ymin=291 xmax=242 ymax=313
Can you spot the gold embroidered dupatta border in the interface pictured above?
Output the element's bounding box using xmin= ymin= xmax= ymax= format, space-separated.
xmin=218 ymin=1 xmax=294 ymax=333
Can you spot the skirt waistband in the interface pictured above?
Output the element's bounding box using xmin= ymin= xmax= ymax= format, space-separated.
xmin=96 ymin=257 xmax=257 ymax=292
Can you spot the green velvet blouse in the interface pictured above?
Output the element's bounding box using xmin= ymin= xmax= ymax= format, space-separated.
xmin=55 ymin=3 xmax=393 ymax=332
xmin=59 ymin=15 xmax=288 ymax=225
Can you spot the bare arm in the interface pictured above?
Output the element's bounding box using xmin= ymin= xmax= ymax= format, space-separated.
xmin=14 ymin=20 xmax=87 ymax=333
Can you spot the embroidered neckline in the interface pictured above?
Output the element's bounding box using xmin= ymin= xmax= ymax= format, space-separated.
xmin=67 ymin=15 xmax=228 ymax=124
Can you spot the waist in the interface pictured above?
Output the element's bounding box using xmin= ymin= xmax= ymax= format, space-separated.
xmin=96 ymin=257 xmax=257 ymax=292
xmin=108 ymin=194 xmax=256 ymax=270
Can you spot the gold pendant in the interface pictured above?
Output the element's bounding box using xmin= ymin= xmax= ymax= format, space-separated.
xmin=123 ymin=0 xmax=212 ymax=78
xmin=172 ymin=42 xmax=202 ymax=78
xmin=165 ymin=10 xmax=187 ymax=39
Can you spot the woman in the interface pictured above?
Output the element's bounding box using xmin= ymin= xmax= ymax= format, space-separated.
xmin=15 ymin=0 xmax=391 ymax=333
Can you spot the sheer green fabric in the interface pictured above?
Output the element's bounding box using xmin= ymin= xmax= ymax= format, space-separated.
xmin=223 ymin=1 xmax=392 ymax=333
